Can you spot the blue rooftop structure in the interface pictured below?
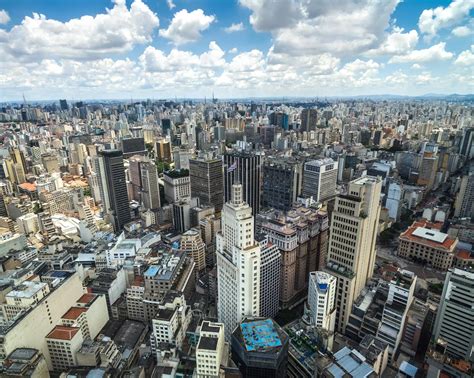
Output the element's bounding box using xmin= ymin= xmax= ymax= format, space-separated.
xmin=144 ymin=266 xmax=159 ymax=277
xmin=326 ymin=347 xmax=374 ymax=378
xmin=241 ymin=319 xmax=282 ymax=352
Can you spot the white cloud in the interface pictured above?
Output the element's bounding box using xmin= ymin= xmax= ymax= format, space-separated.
xmin=411 ymin=63 xmax=423 ymax=69
xmin=240 ymin=0 xmax=401 ymax=56
xmin=389 ymin=42 xmax=453 ymax=63
xmin=366 ymin=28 xmax=418 ymax=56
xmin=228 ymin=47 xmax=238 ymax=54
xmin=0 ymin=0 xmax=159 ymax=61
xmin=0 ymin=9 xmax=10 ymax=24
xmin=455 ymin=46 xmax=474 ymax=66
xmin=452 ymin=23 xmax=473 ymax=37
xmin=418 ymin=0 xmax=474 ymax=37
xmin=224 ymin=22 xmax=245 ymax=33
xmin=159 ymin=9 xmax=215 ymax=44
xmin=166 ymin=0 xmax=176 ymax=10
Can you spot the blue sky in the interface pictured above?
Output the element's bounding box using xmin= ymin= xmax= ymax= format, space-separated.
xmin=0 ymin=0 xmax=472 ymax=100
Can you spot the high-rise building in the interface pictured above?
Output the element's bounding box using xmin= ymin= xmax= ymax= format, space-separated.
xmin=223 ymin=151 xmax=262 ymax=217
xmin=195 ymin=321 xmax=228 ymax=377
xmin=302 ymin=158 xmax=338 ymax=203
xmin=140 ymin=160 xmax=161 ymax=210
xmin=454 ymin=170 xmax=474 ymax=218
xmin=217 ymin=184 xmax=261 ymax=339
xmin=459 ymin=127 xmax=474 ymax=159
xmin=97 ymin=150 xmax=131 ymax=231
xmin=307 ymin=271 xmax=336 ymax=331
xmin=257 ymin=234 xmax=281 ymax=319
xmin=163 ymin=170 xmax=191 ymax=203
xmin=180 ymin=228 xmax=206 ymax=272
xmin=262 ymin=158 xmax=303 ymax=211
xmin=231 ymin=318 xmax=289 ymax=378
xmin=433 ymin=268 xmax=474 ymax=362
xmin=325 ymin=176 xmax=382 ymax=333
xmin=156 ymin=139 xmax=172 ymax=163
xmin=189 ymin=157 xmax=224 ymax=211
xmin=59 ymin=99 xmax=68 ymax=110
xmin=300 ymin=108 xmax=318 ymax=132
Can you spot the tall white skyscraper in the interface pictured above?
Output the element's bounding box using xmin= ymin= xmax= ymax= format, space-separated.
xmin=217 ymin=184 xmax=261 ymax=339
xmin=302 ymin=158 xmax=338 ymax=203
xmin=325 ymin=176 xmax=382 ymax=333
xmin=307 ymin=271 xmax=337 ymax=331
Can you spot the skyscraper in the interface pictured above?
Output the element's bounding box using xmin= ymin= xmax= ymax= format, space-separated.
xmin=140 ymin=161 xmax=161 ymax=210
xmin=217 ymin=184 xmax=261 ymax=339
xmin=300 ymin=108 xmax=318 ymax=132
xmin=302 ymin=158 xmax=338 ymax=203
xmin=257 ymin=234 xmax=281 ymax=319
xmin=97 ymin=150 xmax=131 ymax=231
xmin=325 ymin=176 xmax=382 ymax=333
xmin=223 ymin=151 xmax=262 ymax=217
xmin=262 ymin=158 xmax=303 ymax=211
xmin=454 ymin=169 xmax=474 ymax=218
xmin=180 ymin=228 xmax=206 ymax=272
xmin=307 ymin=271 xmax=336 ymax=331
xmin=432 ymin=268 xmax=474 ymax=362
xmin=189 ymin=157 xmax=224 ymax=212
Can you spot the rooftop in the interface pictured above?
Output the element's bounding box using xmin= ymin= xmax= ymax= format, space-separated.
xmin=198 ymin=336 xmax=218 ymax=351
xmin=6 ymin=281 xmax=47 ymax=299
xmin=77 ymin=293 xmax=96 ymax=304
xmin=46 ymin=325 xmax=80 ymax=340
xmin=240 ymin=319 xmax=283 ymax=352
xmin=62 ymin=306 xmax=87 ymax=320
xmin=400 ymin=221 xmax=457 ymax=250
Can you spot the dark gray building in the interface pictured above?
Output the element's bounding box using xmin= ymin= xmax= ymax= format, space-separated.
xmin=262 ymin=158 xmax=303 ymax=211
xmin=189 ymin=157 xmax=223 ymax=211
xmin=223 ymin=151 xmax=262 ymax=216
xmin=97 ymin=150 xmax=131 ymax=231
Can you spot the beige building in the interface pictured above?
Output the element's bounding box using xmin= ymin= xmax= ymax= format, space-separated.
xmin=46 ymin=325 xmax=84 ymax=371
xmin=180 ymin=228 xmax=206 ymax=272
xmin=325 ymin=176 xmax=382 ymax=333
xmin=2 ymin=280 xmax=50 ymax=321
xmin=398 ymin=221 xmax=458 ymax=270
xmin=195 ymin=321 xmax=228 ymax=378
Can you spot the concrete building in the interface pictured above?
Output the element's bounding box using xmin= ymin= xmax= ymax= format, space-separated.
xmin=195 ymin=321 xmax=228 ymax=378
xmin=325 ymin=176 xmax=382 ymax=333
xmin=217 ymin=184 xmax=261 ymax=339
xmin=262 ymin=158 xmax=303 ymax=211
xmin=302 ymin=158 xmax=338 ymax=203
xmin=257 ymin=234 xmax=281 ymax=319
xmin=180 ymin=228 xmax=206 ymax=273
xmin=189 ymin=157 xmax=224 ymax=212
xmin=398 ymin=221 xmax=458 ymax=270
xmin=46 ymin=325 xmax=84 ymax=372
xmin=433 ymin=268 xmax=474 ymax=362
xmin=300 ymin=108 xmax=318 ymax=132
xmin=231 ymin=318 xmax=289 ymax=378
xmin=307 ymin=271 xmax=337 ymax=332
xmin=163 ymin=170 xmax=190 ymax=203
xmin=454 ymin=171 xmax=474 ymax=219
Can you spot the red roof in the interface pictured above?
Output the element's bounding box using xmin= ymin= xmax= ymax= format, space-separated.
xmin=46 ymin=326 xmax=80 ymax=340
xmin=62 ymin=307 xmax=87 ymax=320
xmin=456 ymin=250 xmax=473 ymax=260
xmin=76 ymin=293 xmax=95 ymax=304
xmin=400 ymin=221 xmax=456 ymax=251
xmin=18 ymin=182 xmax=37 ymax=192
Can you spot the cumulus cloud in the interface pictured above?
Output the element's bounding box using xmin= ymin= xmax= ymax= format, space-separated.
xmin=366 ymin=28 xmax=418 ymax=56
xmin=452 ymin=21 xmax=473 ymax=37
xmin=228 ymin=47 xmax=238 ymax=54
xmin=0 ymin=0 xmax=159 ymax=61
xmin=224 ymin=22 xmax=245 ymax=33
xmin=166 ymin=0 xmax=176 ymax=10
xmin=159 ymin=9 xmax=215 ymax=44
xmin=240 ymin=0 xmax=401 ymax=56
xmin=0 ymin=9 xmax=10 ymax=24
xmin=455 ymin=46 xmax=474 ymax=66
xmin=389 ymin=42 xmax=453 ymax=63
xmin=418 ymin=0 xmax=474 ymax=37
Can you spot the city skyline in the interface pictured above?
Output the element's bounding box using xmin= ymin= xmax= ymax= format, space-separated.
xmin=1 ymin=0 xmax=473 ymax=101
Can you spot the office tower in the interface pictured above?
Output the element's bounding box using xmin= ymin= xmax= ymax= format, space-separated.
xmin=300 ymin=108 xmax=318 ymax=132
xmin=189 ymin=157 xmax=224 ymax=211
xmin=262 ymin=158 xmax=303 ymax=211
xmin=217 ymin=184 xmax=261 ymax=339
xmin=161 ymin=118 xmax=172 ymax=135
xmin=307 ymin=271 xmax=336 ymax=331
xmin=454 ymin=170 xmax=474 ymax=218
xmin=140 ymin=160 xmax=161 ymax=210
xmin=97 ymin=150 xmax=131 ymax=232
xmin=180 ymin=228 xmax=206 ymax=272
xmin=302 ymin=158 xmax=338 ymax=203
xmin=163 ymin=170 xmax=191 ymax=203
xmin=433 ymin=268 xmax=474 ymax=362
xmin=41 ymin=153 xmax=60 ymax=173
xmin=59 ymin=99 xmax=68 ymax=110
xmin=257 ymin=234 xmax=281 ymax=318
xmin=121 ymin=137 xmax=146 ymax=158
xmin=325 ymin=176 xmax=382 ymax=333
xmin=231 ymin=318 xmax=289 ymax=378
xmin=376 ymin=270 xmax=416 ymax=362
xmin=398 ymin=220 xmax=458 ymax=270
xmin=223 ymin=151 xmax=262 ymax=217
xmin=156 ymin=139 xmax=172 ymax=163
xmin=172 ymin=197 xmax=199 ymax=233
xmin=459 ymin=127 xmax=474 ymax=159
xmin=195 ymin=321 xmax=228 ymax=377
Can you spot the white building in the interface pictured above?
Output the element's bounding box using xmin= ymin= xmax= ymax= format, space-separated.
xmin=257 ymin=234 xmax=281 ymax=319
xmin=217 ymin=184 xmax=261 ymax=339
xmin=163 ymin=171 xmax=191 ymax=203
xmin=385 ymin=181 xmax=403 ymax=221
xmin=195 ymin=321 xmax=227 ymax=378
xmin=302 ymin=158 xmax=338 ymax=203
xmin=307 ymin=271 xmax=337 ymax=332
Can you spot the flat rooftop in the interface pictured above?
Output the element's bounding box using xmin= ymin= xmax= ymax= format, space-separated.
xmin=412 ymin=227 xmax=448 ymax=243
xmin=241 ymin=319 xmax=282 ymax=352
